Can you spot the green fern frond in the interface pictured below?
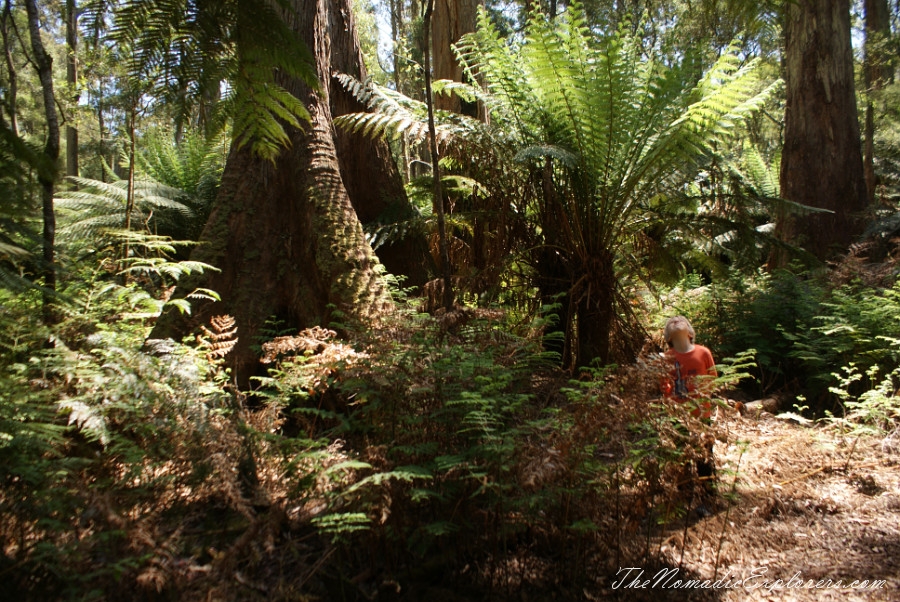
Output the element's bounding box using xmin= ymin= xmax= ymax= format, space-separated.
xmin=0 ymin=241 xmax=28 ymax=257
xmin=113 ymin=231 xmax=220 ymax=290
xmin=514 ymin=145 xmax=580 ymax=168
xmin=113 ymin=0 xmax=317 ymax=160
xmin=334 ymin=75 xmax=477 ymax=146
xmin=366 ymin=216 xmax=428 ymax=250
xmin=56 ymin=176 xmax=193 ymax=243
xmin=431 ymin=79 xmax=486 ymax=105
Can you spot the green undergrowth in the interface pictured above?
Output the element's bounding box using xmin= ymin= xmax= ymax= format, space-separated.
xmin=666 ymin=265 xmax=900 ymax=433
xmin=3 ymin=249 xmax=897 ymax=599
xmin=241 ymin=301 xmax=756 ymax=598
xmin=1 ymin=268 xmax=733 ymax=599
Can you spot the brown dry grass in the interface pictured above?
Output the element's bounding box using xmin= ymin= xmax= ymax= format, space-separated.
xmin=656 ymin=411 xmax=900 ymax=601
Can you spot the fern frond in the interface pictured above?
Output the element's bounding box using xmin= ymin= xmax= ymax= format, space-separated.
xmin=56 ymin=176 xmax=193 ymax=242
xmin=334 ymin=75 xmax=478 ymax=146
xmin=112 ymin=0 xmax=317 ymax=160
xmin=514 ymin=145 xmax=580 ymax=168
xmin=197 ymin=314 xmax=238 ymax=361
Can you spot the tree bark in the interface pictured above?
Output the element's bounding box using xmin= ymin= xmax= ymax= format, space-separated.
xmin=575 ymin=253 xmax=614 ymax=370
xmin=65 ymin=0 xmax=78 ymax=178
xmin=389 ymin=0 xmax=413 ymax=180
xmin=24 ymin=0 xmax=60 ymax=323
xmin=863 ymin=0 xmax=892 ymax=203
xmin=424 ymin=0 xmax=454 ymax=311
xmin=96 ymin=89 xmax=106 ymax=182
xmin=122 ymin=98 xmax=136 ymax=276
xmin=152 ymin=0 xmax=410 ymax=385
xmin=1 ymin=0 xmax=18 ymax=136
xmin=778 ymin=0 xmax=868 ymax=262
xmin=328 ymin=0 xmax=430 ymax=287
xmin=432 ymin=0 xmax=479 ymax=115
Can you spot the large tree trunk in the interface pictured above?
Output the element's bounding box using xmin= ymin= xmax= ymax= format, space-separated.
xmin=328 ymin=1 xmax=430 ymax=287
xmin=152 ymin=0 xmax=416 ymax=385
xmin=863 ymin=0 xmax=892 ymax=203
xmin=432 ymin=0 xmax=479 ymax=115
xmin=389 ymin=0 xmax=412 ymax=181
xmin=778 ymin=0 xmax=868 ymax=262
xmin=24 ymin=0 xmax=60 ymax=323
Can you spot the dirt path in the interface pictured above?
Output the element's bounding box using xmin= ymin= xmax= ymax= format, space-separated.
xmin=657 ymin=413 xmax=900 ymax=601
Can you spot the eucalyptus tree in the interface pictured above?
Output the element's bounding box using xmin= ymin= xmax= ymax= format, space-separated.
xmin=432 ymin=0 xmax=481 ymax=114
xmin=863 ymin=0 xmax=893 ymax=203
xmin=133 ymin=0 xmax=417 ymax=384
xmin=65 ymin=0 xmax=78 ymax=178
xmin=777 ymin=0 xmax=868 ymax=262
xmin=339 ymin=4 xmax=780 ymax=367
xmin=0 ymin=1 xmax=19 ymax=136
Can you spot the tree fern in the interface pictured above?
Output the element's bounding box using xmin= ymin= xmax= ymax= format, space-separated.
xmin=136 ymin=129 xmax=225 ymax=241
xmin=338 ymin=1 xmax=782 ymax=365
xmin=56 ymin=175 xmax=192 ymax=245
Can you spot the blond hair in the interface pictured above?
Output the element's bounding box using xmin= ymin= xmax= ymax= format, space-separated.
xmin=664 ymin=315 xmax=695 ymax=347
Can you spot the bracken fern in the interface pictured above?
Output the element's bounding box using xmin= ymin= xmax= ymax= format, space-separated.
xmin=338 ymin=2 xmax=781 ymax=367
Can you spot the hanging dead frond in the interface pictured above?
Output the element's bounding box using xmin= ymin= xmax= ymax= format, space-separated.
xmin=197 ymin=314 xmax=238 ymax=362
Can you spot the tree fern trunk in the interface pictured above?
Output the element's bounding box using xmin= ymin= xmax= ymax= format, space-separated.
xmin=574 ymin=250 xmax=615 ymax=370
xmin=151 ymin=0 xmax=403 ymax=385
xmin=424 ymin=0 xmax=455 ymax=312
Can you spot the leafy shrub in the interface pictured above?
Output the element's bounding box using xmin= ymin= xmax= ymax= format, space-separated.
xmin=793 ymin=279 xmax=900 ymax=393
xmin=827 ymin=360 xmax=900 ymax=435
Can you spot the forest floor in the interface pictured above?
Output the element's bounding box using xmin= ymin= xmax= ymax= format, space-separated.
xmin=638 ymin=410 xmax=900 ymax=601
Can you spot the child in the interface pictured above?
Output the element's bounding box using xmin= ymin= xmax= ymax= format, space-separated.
xmin=661 ymin=316 xmax=717 ymax=417
xmin=662 ymin=316 xmax=718 ymax=494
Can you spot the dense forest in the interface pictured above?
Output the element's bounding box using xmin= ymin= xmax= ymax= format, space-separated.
xmin=1 ymin=0 xmax=899 ymax=599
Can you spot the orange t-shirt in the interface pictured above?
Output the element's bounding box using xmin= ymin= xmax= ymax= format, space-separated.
xmin=665 ymin=345 xmax=716 ymax=399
